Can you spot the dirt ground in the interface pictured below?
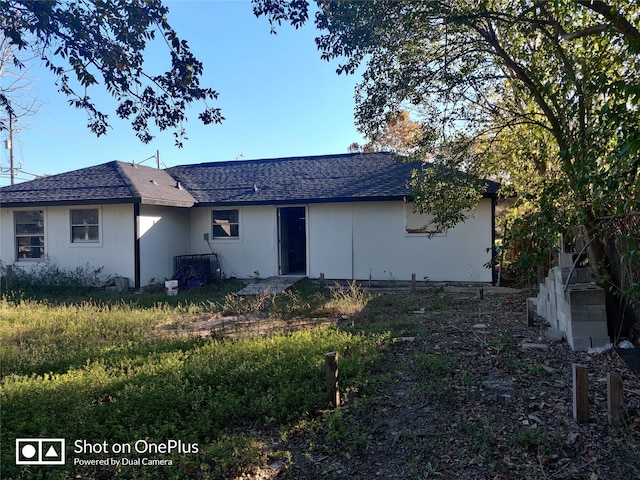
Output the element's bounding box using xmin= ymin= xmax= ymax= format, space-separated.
xmin=241 ymin=288 xmax=640 ymax=479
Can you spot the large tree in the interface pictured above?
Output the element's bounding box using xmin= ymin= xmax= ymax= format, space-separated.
xmin=0 ymin=0 xmax=222 ymax=145
xmin=254 ymin=0 xmax=640 ymax=331
xmin=348 ymin=110 xmax=424 ymax=155
xmin=255 ymin=3 xmax=639 ymax=251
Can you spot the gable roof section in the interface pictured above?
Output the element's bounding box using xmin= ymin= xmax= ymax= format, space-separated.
xmin=0 ymin=161 xmax=196 ymax=208
xmin=168 ymin=152 xmax=422 ymax=205
xmin=117 ymin=161 xmax=197 ymax=207
xmin=1 ymin=152 xmax=499 ymax=208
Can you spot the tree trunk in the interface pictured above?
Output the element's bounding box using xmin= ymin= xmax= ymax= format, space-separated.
xmin=583 ymin=211 xmax=626 ymax=340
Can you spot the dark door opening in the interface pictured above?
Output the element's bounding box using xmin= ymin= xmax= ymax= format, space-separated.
xmin=278 ymin=207 xmax=306 ymax=275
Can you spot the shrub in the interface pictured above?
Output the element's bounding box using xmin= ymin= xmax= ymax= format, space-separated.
xmin=0 ymin=258 xmax=106 ymax=295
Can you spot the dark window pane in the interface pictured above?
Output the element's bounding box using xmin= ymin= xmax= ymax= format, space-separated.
xmin=212 ymin=210 xmax=239 ymax=238
xmin=71 ymin=209 xmax=99 ymax=225
xmin=213 ymin=223 xmax=239 ymax=238
xmin=72 ymin=225 xmax=99 ymax=242
xmin=213 ymin=210 xmax=238 ymax=223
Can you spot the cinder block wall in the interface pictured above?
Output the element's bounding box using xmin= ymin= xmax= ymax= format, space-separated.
xmin=536 ymin=266 xmax=609 ymax=351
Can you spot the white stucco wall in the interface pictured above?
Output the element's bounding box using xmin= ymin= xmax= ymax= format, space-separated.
xmin=2 ymin=199 xmax=493 ymax=286
xmin=187 ymin=199 xmax=494 ymax=282
xmin=0 ymin=204 xmax=136 ymax=283
xmin=138 ymin=205 xmax=192 ymax=285
xmin=308 ymin=199 xmax=493 ymax=282
xmin=189 ymin=205 xmax=279 ymax=279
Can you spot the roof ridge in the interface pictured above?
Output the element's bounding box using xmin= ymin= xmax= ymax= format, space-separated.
xmin=113 ymin=160 xmax=142 ymax=200
xmin=169 ymin=151 xmax=395 ymax=169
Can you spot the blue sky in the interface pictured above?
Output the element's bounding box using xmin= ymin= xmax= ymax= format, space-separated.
xmin=1 ymin=0 xmax=365 ymax=186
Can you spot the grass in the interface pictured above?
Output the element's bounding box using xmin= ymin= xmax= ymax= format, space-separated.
xmin=0 ymin=280 xmax=387 ymax=480
xmin=7 ymin=279 xmax=637 ymax=479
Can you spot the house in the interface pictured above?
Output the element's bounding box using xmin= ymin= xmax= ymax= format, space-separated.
xmin=0 ymin=152 xmax=499 ymax=288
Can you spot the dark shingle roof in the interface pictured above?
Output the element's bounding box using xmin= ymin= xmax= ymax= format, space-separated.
xmin=168 ymin=152 xmax=420 ymax=205
xmin=1 ymin=153 xmax=499 ymax=208
xmin=0 ymin=161 xmax=196 ymax=207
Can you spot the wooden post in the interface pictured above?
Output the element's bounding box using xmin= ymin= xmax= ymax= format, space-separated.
xmin=325 ymin=351 xmax=340 ymax=408
xmin=476 ymin=287 xmax=484 ymax=300
xmin=526 ymin=297 xmax=536 ymax=327
xmin=320 ymin=273 xmax=325 ymax=289
xmin=607 ymin=374 xmax=624 ymax=426
xmin=572 ymin=363 xmax=589 ymax=423
xmin=411 ymin=273 xmax=416 ymax=291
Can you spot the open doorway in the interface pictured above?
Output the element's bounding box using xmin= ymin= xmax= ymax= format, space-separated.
xmin=278 ymin=206 xmax=307 ymax=275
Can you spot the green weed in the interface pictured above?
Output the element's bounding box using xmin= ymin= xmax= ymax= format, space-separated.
xmin=0 ymin=298 xmax=386 ymax=480
xmin=327 ymin=281 xmax=374 ymax=316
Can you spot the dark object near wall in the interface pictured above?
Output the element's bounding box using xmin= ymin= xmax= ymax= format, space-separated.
xmin=173 ymin=253 xmax=220 ymax=290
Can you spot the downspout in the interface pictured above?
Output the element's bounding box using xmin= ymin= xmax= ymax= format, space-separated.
xmin=134 ymin=202 xmax=141 ymax=289
xmin=351 ymin=204 xmax=355 ymax=281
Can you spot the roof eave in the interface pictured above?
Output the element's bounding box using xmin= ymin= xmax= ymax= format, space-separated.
xmin=192 ymin=195 xmax=409 ymax=207
xmin=0 ymin=198 xmax=139 ymax=208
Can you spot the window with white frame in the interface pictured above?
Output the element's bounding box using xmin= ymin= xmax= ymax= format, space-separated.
xmin=70 ymin=208 xmax=100 ymax=243
xmin=405 ymin=203 xmax=447 ymax=236
xmin=15 ymin=210 xmax=45 ymax=260
xmin=212 ymin=209 xmax=239 ymax=239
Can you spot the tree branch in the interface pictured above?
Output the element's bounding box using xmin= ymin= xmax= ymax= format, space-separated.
xmin=561 ymin=24 xmax=608 ymax=40
xmin=575 ymin=0 xmax=640 ymax=45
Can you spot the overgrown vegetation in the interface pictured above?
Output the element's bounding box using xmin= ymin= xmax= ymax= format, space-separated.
xmin=0 ymin=259 xmax=107 ymax=295
xmin=2 ymin=282 xmax=638 ymax=479
xmin=0 ymin=280 xmax=385 ymax=480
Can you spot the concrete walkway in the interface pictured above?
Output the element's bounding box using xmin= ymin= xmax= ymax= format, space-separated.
xmin=236 ymin=276 xmax=306 ymax=295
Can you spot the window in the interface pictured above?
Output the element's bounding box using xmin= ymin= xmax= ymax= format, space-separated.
xmin=71 ymin=208 xmax=100 ymax=243
xmin=212 ymin=209 xmax=239 ymax=239
xmin=15 ymin=210 xmax=45 ymax=260
xmin=405 ymin=203 xmax=446 ymax=237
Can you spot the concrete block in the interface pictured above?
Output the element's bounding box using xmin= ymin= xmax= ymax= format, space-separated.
xmin=553 ymin=265 xmax=577 ymax=285
xmin=537 ymin=296 xmax=546 ymax=317
xmin=587 ymin=305 xmax=607 ymax=322
xmin=567 ymin=335 xmax=592 ymax=352
xmin=551 ymin=267 xmax=561 ymax=285
xmin=559 ymin=252 xmax=577 ymax=268
xmin=558 ymin=296 xmax=570 ymax=317
xmin=569 ymin=321 xmax=609 ymax=338
xmin=557 ymin=311 xmax=566 ymax=331
xmin=590 ymin=336 xmax=611 ymax=348
xmin=575 ymin=268 xmax=595 ymax=284
xmin=539 ymin=283 xmax=547 ymax=299
xmin=547 ymin=275 xmax=557 ymax=294
xmin=566 ymin=285 xmax=606 ymax=306
xmin=570 ymin=306 xmax=589 ymax=322
xmin=546 ymin=327 xmax=564 ymax=341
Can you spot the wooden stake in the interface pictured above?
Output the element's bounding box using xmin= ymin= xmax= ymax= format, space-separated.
xmin=526 ymin=298 xmax=536 ymax=327
xmin=325 ymin=351 xmax=340 ymax=408
xmin=607 ymin=374 xmax=624 ymax=426
xmin=572 ymin=363 xmax=589 ymax=423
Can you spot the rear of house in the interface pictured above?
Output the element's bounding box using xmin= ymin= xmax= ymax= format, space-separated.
xmin=1 ymin=152 xmax=498 ymax=287
xmin=171 ymin=153 xmax=498 ymax=283
xmin=0 ymin=161 xmax=195 ymax=288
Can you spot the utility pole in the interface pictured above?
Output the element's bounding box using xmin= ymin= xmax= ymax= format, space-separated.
xmin=156 ymin=149 xmax=160 ymax=169
xmin=9 ymin=111 xmax=14 ymax=185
